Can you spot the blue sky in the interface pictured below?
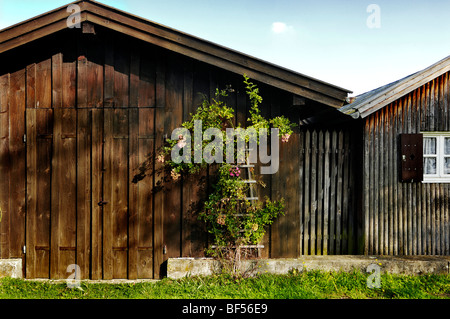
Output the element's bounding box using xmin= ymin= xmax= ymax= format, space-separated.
xmin=1 ymin=0 xmax=450 ymax=96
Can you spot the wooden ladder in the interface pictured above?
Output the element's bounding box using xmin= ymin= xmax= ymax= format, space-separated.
xmin=237 ymin=148 xmax=264 ymax=257
xmin=211 ymin=149 xmax=264 ymax=258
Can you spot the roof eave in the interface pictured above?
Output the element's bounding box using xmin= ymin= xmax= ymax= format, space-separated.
xmin=345 ymin=54 xmax=450 ymax=118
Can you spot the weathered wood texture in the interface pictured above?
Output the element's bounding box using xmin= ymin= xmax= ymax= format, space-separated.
xmin=0 ymin=27 xmax=358 ymax=279
xmin=276 ymin=129 xmax=358 ymax=256
xmin=363 ymin=72 xmax=450 ymax=255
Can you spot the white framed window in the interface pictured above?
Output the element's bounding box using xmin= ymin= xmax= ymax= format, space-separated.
xmin=422 ymin=132 xmax=450 ymax=183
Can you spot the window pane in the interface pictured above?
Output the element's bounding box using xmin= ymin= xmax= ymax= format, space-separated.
xmin=445 ymin=158 xmax=450 ymax=174
xmin=424 ymin=157 xmax=437 ymax=175
xmin=424 ymin=137 xmax=436 ymax=155
xmin=445 ymin=138 xmax=450 ymax=155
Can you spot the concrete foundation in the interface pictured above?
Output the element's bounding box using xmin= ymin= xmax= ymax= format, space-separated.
xmin=0 ymin=259 xmax=22 ymax=278
xmin=167 ymin=255 xmax=450 ymax=279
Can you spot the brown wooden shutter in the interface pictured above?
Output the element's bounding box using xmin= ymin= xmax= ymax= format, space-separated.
xmin=400 ymin=134 xmax=423 ymax=182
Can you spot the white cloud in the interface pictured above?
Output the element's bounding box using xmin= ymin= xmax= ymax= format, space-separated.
xmin=271 ymin=22 xmax=294 ymax=34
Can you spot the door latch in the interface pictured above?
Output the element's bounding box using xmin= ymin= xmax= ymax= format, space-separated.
xmin=97 ymin=200 xmax=108 ymax=207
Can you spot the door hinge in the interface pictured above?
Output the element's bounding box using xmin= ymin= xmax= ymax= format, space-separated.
xmin=23 ymin=134 xmax=26 ymax=143
xmin=22 ymin=245 xmax=26 ymax=254
xmin=163 ymin=245 xmax=167 ymax=254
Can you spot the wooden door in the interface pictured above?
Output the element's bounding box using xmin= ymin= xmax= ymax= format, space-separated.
xmin=26 ymin=108 xmax=155 ymax=279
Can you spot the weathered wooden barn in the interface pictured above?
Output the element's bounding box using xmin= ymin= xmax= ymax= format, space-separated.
xmin=1 ymin=1 xmax=448 ymax=281
xmin=340 ymin=55 xmax=450 ymax=256
xmin=0 ymin=1 xmax=355 ymax=279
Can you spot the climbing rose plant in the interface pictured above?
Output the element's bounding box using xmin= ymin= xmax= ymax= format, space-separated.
xmin=158 ymin=75 xmax=296 ymax=252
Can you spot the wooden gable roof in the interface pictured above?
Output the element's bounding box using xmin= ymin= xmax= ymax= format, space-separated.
xmin=0 ymin=0 xmax=351 ymax=108
xmin=340 ymin=55 xmax=450 ymax=118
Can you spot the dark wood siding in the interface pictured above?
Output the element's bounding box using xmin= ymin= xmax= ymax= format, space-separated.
xmin=0 ymin=26 xmax=358 ymax=279
xmin=363 ymin=72 xmax=450 ymax=255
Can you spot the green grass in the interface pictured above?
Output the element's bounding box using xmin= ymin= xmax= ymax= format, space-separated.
xmin=0 ymin=271 xmax=449 ymax=299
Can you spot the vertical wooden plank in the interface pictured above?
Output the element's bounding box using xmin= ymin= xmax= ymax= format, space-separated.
xmin=323 ymin=131 xmax=330 ymax=255
xmin=426 ymin=183 xmax=431 ymax=254
xmin=423 ymin=81 xmax=429 ymax=256
xmin=91 ymin=109 xmax=103 ymax=279
xmin=441 ymin=185 xmax=446 ymax=255
xmin=114 ymin=39 xmax=130 ymax=107
xmin=388 ymin=104 xmax=394 ymax=255
xmin=87 ymin=39 xmax=104 ymax=108
xmin=413 ymin=90 xmax=420 ymax=255
xmin=50 ymin=109 xmax=77 ymax=278
xmin=130 ymin=50 xmax=140 ymax=109
xmin=284 ymin=131 xmax=300 ymax=257
xmin=8 ymin=70 xmax=26 ymax=259
xmin=137 ymin=108 xmax=154 ymax=278
xmin=164 ymin=54 xmax=183 ymax=260
xmin=430 ymin=79 xmax=436 ymax=131
xmin=270 ymin=101 xmax=282 ymax=258
xmin=103 ymin=108 xmax=130 ymax=279
xmin=26 ymin=64 xmax=36 ymax=108
xmin=363 ymin=120 xmax=370 ymax=255
xmin=444 ymin=77 xmax=449 ymax=255
xmin=270 ymin=93 xmax=299 ymax=257
xmin=77 ymin=55 xmax=88 ymax=109
xmin=445 ymin=74 xmax=450 ymax=132
xmin=298 ymin=130 xmax=304 ymax=255
xmin=76 ymin=109 xmax=91 ymax=279
xmin=437 ymin=184 xmax=442 ymax=255
xmin=316 ymin=131 xmax=323 ymax=255
xmin=378 ymin=111 xmax=385 ymax=255
xmin=373 ymin=113 xmax=380 ymax=255
xmin=52 ymin=53 xmax=63 ymax=108
xmin=128 ymin=51 xmax=140 ymax=280
xmin=329 ymin=131 xmax=337 ymax=255
xmin=303 ymin=131 xmax=310 ymax=255
xmin=430 ymin=182 xmax=435 ymax=255
xmin=0 ymin=74 xmax=10 ymax=259
xmin=60 ymin=109 xmax=77 ymax=276
xmin=438 ymin=75 xmax=444 ymax=131
xmin=441 ymin=184 xmax=445 ymax=255
xmin=407 ymin=95 xmax=413 ymax=255
xmin=138 ymin=47 xmax=156 ymax=108
xmin=445 ymin=184 xmax=449 ymax=255
xmin=181 ymin=59 xmax=194 ymax=258
xmin=342 ymin=131 xmax=350 ymax=254
xmin=62 ymin=54 xmax=77 ymax=109
xmin=368 ymin=115 xmax=374 ymax=255
xmin=104 ymin=37 xmax=115 ymax=108
xmin=29 ymin=109 xmax=53 ymax=278
xmin=347 ymin=130 xmax=356 ymax=254
xmin=421 ymin=164 xmax=427 ymax=255
xmin=26 ymin=109 xmax=37 ymax=278
xmin=409 ymin=92 xmax=415 ymax=255
xmin=181 ymin=60 xmax=206 ymax=258
xmin=377 ymin=110 xmax=383 ymax=255
xmin=416 ymin=181 xmax=422 ymax=255
xmin=402 ymin=100 xmax=409 ymax=255
xmin=153 ymin=50 xmax=165 ymax=278
xmin=336 ymin=131 xmax=344 ymax=254
xmin=103 ymin=109 xmax=114 ymax=279
xmin=397 ymin=100 xmax=406 ymax=255
xmin=114 ymin=109 xmax=129 ymax=279
xmin=310 ymin=131 xmax=317 ymax=255
xmin=392 ymin=102 xmax=399 ymax=255
xmin=383 ymin=109 xmax=389 ymax=255
xmin=35 ymin=59 xmax=51 ymax=108
xmin=128 ymin=107 xmax=139 ymax=279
